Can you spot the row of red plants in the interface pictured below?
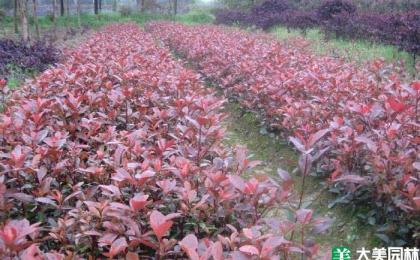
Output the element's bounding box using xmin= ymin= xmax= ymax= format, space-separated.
xmin=0 ymin=24 xmax=330 ymax=258
xmin=146 ymin=21 xmax=420 ymax=245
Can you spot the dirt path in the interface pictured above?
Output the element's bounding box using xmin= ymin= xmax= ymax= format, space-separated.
xmin=221 ymin=101 xmax=376 ymax=254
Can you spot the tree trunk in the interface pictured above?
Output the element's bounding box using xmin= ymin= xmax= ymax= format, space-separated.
xmin=112 ymin=0 xmax=117 ymax=12
xmin=66 ymin=0 xmax=70 ymax=15
xmin=99 ymin=0 xmax=102 ymax=11
xmin=76 ymin=0 xmax=81 ymax=28
xmin=52 ymin=0 xmax=57 ymax=40
xmin=173 ymin=0 xmax=177 ymax=16
xmin=65 ymin=0 xmax=70 ymax=34
xmin=141 ymin=0 xmax=145 ymax=13
xmin=94 ymin=0 xmax=99 ymax=15
xmin=14 ymin=0 xmax=19 ymax=34
xmin=60 ymin=0 xmax=64 ymax=16
xmin=32 ymin=0 xmax=40 ymax=40
xmin=17 ymin=0 xmax=30 ymax=42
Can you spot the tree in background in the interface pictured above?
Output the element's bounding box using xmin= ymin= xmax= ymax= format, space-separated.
xmin=94 ymin=0 xmax=99 ymax=14
xmin=60 ymin=0 xmax=64 ymax=16
xmin=76 ymin=0 xmax=81 ymax=28
xmin=52 ymin=0 xmax=57 ymax=40
xmin=173 ymin=0 xmax=178 ymax=15
xmin=66 ymin=0 xmax=70 ymax=15
xmin=137 ymin=0 xmax=146 ymax=12
xmin=17 ymin=0 xmax=30 ymax=41
xmin=112 ymin=0 xmax=118 ymax=11
xmin=64 ymin=0 xmax=70 ymax=34
xmin=32 ymin=0 xmax=40 ymax=39
xmin=14 ymin=0 xmax=19 ymax=34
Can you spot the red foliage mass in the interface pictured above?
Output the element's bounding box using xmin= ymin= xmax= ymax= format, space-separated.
xmin=146 ymin=22 xmax=419 ymax=232
xmin=0 ymin=24 xmax=328 ymax=258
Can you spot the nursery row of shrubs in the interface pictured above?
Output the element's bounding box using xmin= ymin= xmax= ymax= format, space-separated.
xmin=146 ymin=21 xmax=420 ymax=246
xmin=214 ymin=0 xmax=419 ymax=58
xmin=0 ymin=39 xmax=60 ymax=79
xmin=0 ymin=23 xmax=330 ymax=258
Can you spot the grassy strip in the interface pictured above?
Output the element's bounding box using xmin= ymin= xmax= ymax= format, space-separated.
xmin=1 ymin=9 xmax=214 ymax=33
xmin=222 ymin=103 xmax=378 ymax=249
xmin=271 ymin=26 xmax=416 ymax=75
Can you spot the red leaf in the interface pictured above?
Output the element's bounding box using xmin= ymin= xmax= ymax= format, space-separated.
xmin=20 ymin=244 xmax=43 ymax=259
xmin=333 ymin=175 xmax=366 ymax=184
xmin=228 ymin=175 xmax=246 ymax=192
xmin=126 ymin=252 xmax=140 ymax=260
xmin=411 ymin=81 xmax=420 ymax=91
xmin=413 ymin=197 xmax=420 ymax=209
xmin=261 ymin=236 xmax=289 ymax=257
xmin=150 ymin=210 xmax=174 ymax=240
xmin=157 ymin=179 xmax=177 ymax=194
xmin=296 ymin=208 xmax=313 ymax=225
xmin=289 ymin=136 xmax=305 ymax=153
xmin=129 ymin=194 xmax=149 ymax=211
xmin=244 ymin=178 xmax=259 ymax=195
xmin=103 ymin=237 xmax=127 ymax=258
xmin=308 ymin=128 xmax=329 ymax=147
xmin=211 ymin=241 xmax=224 ymax=260
xmin=277 ymin=168 xmax=291 ymax=181
xmin=387 ymin=97 xmax=406 ymax=112
xmin=179 ymin=234 xmax=199 ymax=260
xmin=10 ymin=145 xmax=26 ymax=168
xmin=355 ymin=136 xmax=378 ymax=153
xmin=239 ymin=245 xmax=259 ymax=255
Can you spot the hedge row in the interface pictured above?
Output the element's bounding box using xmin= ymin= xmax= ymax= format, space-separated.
xmin=214 ymin=0 xmax=419 ymax=58
xmin=146 ymin=21 xmax=420 ymax=246
xmin=0 ymin=23 xmax=329 ymax=258
xmin=0 ymin=39 xmax=60 ymax=78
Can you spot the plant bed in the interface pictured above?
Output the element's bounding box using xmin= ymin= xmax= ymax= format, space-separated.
xmin=0 ymin=23 xmax=330 ymax=259
xmin=146 ymin=21 xmax=420 ymax=246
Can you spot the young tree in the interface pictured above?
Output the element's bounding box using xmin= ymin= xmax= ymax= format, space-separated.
xmin=136 ymin=0 xmax=146 ymax=12
xmin=76 ymin=0 xmax=81 ymax=28
xmin=173 ymin=0 xmax=177 ymax=15
xmin=65 ymin=0 xmax=70 ymax=34
xmin=94 ymin=0 xmax=98 ymax=15
xmin=17 ymin=0 xmax=30 ymax=42
xmin=112 ymin=0 xmax=117 ymax=11
xmin=32 ymin=0 xmax=40 ymax=40
xmin=52 ymin=0 xmax=57 ymax=40
xmin=60 ymin=0 xmax=64 ymax=16
xmin=141 ymin=0 xmax=146 ymax=12
xmin=14 ymin=0 xmax=19 ymax=34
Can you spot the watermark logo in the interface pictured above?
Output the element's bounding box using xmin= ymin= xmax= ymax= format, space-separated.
xmin=331 ymin=247 xmax=419 ymax=260
xmin=332 ymin=246 xmax=351 ymax=260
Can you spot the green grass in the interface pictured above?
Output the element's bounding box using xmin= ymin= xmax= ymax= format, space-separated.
xmin=3 ymin=64 xmax=34 ymax=89
xmin=1 ymin=9 xmax=214 ymax=37
xmin=222 ymin=102 xmax=376 ymax=251
xmin=271 ymin=26 xmax=416 ymax=74
xmin=175 ymin=9 xmax=215 ymax=24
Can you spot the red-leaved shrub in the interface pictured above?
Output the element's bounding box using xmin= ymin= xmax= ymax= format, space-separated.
xmin=146 ymin=21 xmax=420 ymax=245
xmin=0 ymin=24 xmax=329 ymax=258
